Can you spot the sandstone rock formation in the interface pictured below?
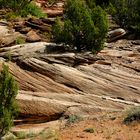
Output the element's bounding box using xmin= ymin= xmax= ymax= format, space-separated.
xmin=0 ymin=4 xmax=139 ymax=128
xmin=0 ymin=38 xmax=140 ymax=125
xmin=107 ymin=28 xmax=126 ymax=42
xmin=26 ymin=30 xmax=41 ymax=42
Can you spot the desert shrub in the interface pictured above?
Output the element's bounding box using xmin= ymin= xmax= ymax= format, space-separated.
xmin=0 ymin=0 xmax=32 ymax=11
xmin=123 ymin=106 xmax=140 ymax=124
xmin=64 ymin=115 xmax=82 ymax=126
xmin=0 ymin=0 xmax=46 ymax=18
xmin=19 ymin=2 xmax=46 ymax=18
xmin=52 ymin=17 xmax=63 ymax=43
xmin=0 ymin=64 xmax=18 ymax=139
xmin=53 ymin=0 xmax=108 ymax=53
xmin=5 ymin=12 xmax=19 ymax=20
xmin=84 ymin=128 xmax=94 ymax=133
xmin=15 ymin=37 xmax=25 ymax=45
xmin=5 ymin=52 xmax=12 ymax=62
xmin=109 ymin=0 xmax=140 ymax=33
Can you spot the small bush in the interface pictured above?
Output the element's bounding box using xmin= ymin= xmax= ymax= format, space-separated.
xmin=0 ymin=0 xmax=46 ymax=18
xmin=67 ymin=115 xmax=81 ymax=124
xmin=38 ymin=128 xmax=59 ymax=140
xmin=84 ymin=128 xmax=94 ymax=133
xmin=14 ymin=131 xmax=37 ymax=139
xmin=123 ymin=106 xmax=140 ymax=124
xmin=53 ymin=0 xmax=108 ymax=53
xmin=5 ymin=12 xmax=19 ymax=20
xmin=5 ymin=52 xmax=12 ymax=62
xmin=19 ymin=2 xmax=46 ymax=18
xmin=15 ymin=37 xmax=25 ymax=45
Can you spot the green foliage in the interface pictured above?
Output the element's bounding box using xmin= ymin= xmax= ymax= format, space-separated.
xmin=19 ymin=2 xmax=46 ymax=18
xmin=5 ymin=52 xmax=12 ymax=62
xmin=109 ymin=0 xmax=140 ymax=33
xmin=0 ymin=0 xmax=46 ymax=18
xmin=53 ymin=0 xmax=108 ymax=53
xmin=0 ymin=0 xmax=32 ymax=11
xmin=67 ymin=115 xmax=81 ymax=124
xmin=52 ymin=17 xmax=63 ymax=43
xmin=5 ymin=12 xmax=19 ymax=20
xmin=0 ymin=64 xmax=18 ymax=138
xmin=123 ymin=106 xmax=140 ymax=125
xmin=14 ymin=131 xmax=36 ymax=139
xmin=15 ymin=37 xmax=25 ymax=45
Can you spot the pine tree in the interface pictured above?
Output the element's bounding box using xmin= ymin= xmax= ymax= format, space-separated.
xmin=0 ymin=64 xmax=18 ymax=139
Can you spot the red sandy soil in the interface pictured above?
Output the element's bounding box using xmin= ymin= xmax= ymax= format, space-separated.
xmin=26 ymin=112 xmax=140 ymax=140
xmin=60 ymin=115 xmax=140 ymax=140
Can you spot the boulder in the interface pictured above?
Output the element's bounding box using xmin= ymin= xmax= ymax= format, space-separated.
xmin=0 ymin=25 xmax=10 ymax=37
xmin=107 ymin=28 xmax=126 ymax=42
xmin=44 ymin=9 xmax=63 ymax=17
xmin=42 ymin=18 xmax=56 ymax=24
xmin=19 ymin=27 xmax=32 ymax=34
xmin=25 ymin=21 xmax=51 ymax=32
xmin=26 ymin=30 xmax=41 ymax=42
xmin=0 ymin=42 xmax=62 ymax=57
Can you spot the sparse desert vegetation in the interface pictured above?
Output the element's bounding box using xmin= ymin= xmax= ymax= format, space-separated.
xmin=123 ymin=106 xmax=140 ymax=124
xmin=0 ymin=0 xmax=140 ymax=140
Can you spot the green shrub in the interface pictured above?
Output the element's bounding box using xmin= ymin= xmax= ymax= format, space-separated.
xmin=19 ymin=2 xmax=46 ymax=18
xmin=123 ymin=106 xmax=140 ymax=124
xmin=0 ymin=0 xmax=32 ymax=11
xmin=109 ymin=0 xmax=140 ymax=33
xmin=5 ymin=12 xmax=19 ymax=20
xmin=15 ymin=37 xmax=25 ymax=45
xmin=0 ymin=0 xmax=46 ymax=18
xmin=67 ymin=115 xmax=81 ymax=124
xmin=5 ymin=52 xmax=12 ymax=62
xmin=53 ymin=0 xmax=108 ymax=53
xmin=0 ymin=64 xmax=18 ymax=138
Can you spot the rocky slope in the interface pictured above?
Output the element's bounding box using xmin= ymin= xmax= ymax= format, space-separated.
xmin=0 ymin=22 xmax=140 ymax=124
xmin=0 ymin=1 xmax=140 ymax=138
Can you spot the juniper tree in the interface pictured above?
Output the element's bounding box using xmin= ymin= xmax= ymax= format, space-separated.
xmin=0 ymin=64 xmax=18 ymax=139
xmin=53 ymin=0 xmax=108 ymax=53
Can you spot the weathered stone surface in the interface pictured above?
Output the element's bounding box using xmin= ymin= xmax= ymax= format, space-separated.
xmin=44 ymin=9 xmax=63 ymax=17
xmin=26 ymin=30 xmax=41 ymax=42
xmin=25 ymin=21 xmax=51 ymax=32
xmin=0 ymin=22 xmax=140 ymax=125
xmin=0 ymin=32 xmax=25 ymax=47
xmin=1 ymin=39 xmax=140 ymax=124
xmin=19 ymin=27 xmax=32 ymax=34
xmin=108 ymin=28 xmax=126 ymax=42
xmin=0 ymin=42 xmax=62 ymax=57
xmin=36 ymin=0 xmax=64 ymax=17
xmin=0 ymin=25 xmax=9 ymax=36
xmin=42 ymin=18 xmax=56 ymax=24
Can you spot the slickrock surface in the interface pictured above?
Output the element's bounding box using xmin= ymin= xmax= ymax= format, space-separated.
xmin=0 ymin=39 xmax=140 ymax=124
xmin=0 ymin=21 xmax=139 ymax=125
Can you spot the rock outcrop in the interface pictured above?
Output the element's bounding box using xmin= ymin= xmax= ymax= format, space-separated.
xmin=0 ymin=6 xmax=139 ymax=126
xmin=0 ymin=38 xmax=140 ymax=124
